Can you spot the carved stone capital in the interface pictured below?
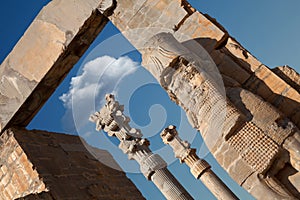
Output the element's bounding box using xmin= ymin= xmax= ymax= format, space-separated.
xmin=140 ymin=154 xmax=167 ymax=179
xmin=190 ymin=159 xmax=210 ymax=179
xmin=90 ymin=94 xmax=193 ymax=200
xmin=161 ymin=125 xmax=192 ymax=162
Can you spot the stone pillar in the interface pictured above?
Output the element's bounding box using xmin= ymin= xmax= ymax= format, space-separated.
xmin=0 ymin=0 xmax=109 ymax=133
xmin=90 ymin=94 xmax=193 ymax=200
xmin=161 ymin=125 xmax=238 ymax=200
xmin=142 ymin=32 xmax=297 ymax=199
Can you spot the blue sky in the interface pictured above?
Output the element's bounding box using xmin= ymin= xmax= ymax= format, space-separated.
xmin=1 ymin=1 xmax=300 ymax=199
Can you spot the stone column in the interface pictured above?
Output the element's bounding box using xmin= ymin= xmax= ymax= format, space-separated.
xmin=142 ymin=32 xmax=296 ymax=199
xmin=90 ymin=94 xmax=193 ymax=200
xmin=161 ymin=125 xmax=238 ymax=200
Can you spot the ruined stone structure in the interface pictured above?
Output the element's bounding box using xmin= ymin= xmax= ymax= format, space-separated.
xmin=90 ymin=94 xmax=193 ymax=200
xmin=141 ymin=32 xmax=300 ymax=199
xmin=161 ymin=125 xmax=238 ymax=200
xmin=0 ymin=0 xmax=299 ymax=199
xmin=0 ymin=128 xmax=144 ymax=199
xmin=97 ymin=1 xmax=300 ymax=199
xmin=0 ymin=1 xmax=146 ymax=199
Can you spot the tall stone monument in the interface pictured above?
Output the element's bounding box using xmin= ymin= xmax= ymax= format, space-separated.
xmin=0 ymin=0 xmax=299 ymax=199
xmin=140 ymin=32 xmax=300 ymax=199
xmin=97 ymin=0 xmax=300 ymax=199
xmin=161 ymin=125 xmax=238 ymax=200
xmin=90 ymin=94 xmax=193 ymax=200
xmin=0 ymin=128 xmax=144 ymax=199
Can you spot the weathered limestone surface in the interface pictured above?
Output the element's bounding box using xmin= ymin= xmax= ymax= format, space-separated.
xmin=1 ymin=0 xmax=300 ymax=199
xmin=101 ymin=0 xmax=197 ymax=48
xmin=97 ymin=1 xmax=300 ymax=199
xmin=272 ymin=65 xmax=300 ymax=93
xmin=161 ymin=125 xmax=238 ymax=200
xmin=0 ymin=130 xmax=47 ymax=199
xmin=141 ymin=32 xmax=299 ymax=199
xmin=0 ymin=127 xmax=144 ymax=200
xmin=0 ymin=0 xmax=109 ymax=132
xmin=243 ymin=64 xmax=300 ymax=127
xmin=99 ymin=0 xmax=300 ymax=129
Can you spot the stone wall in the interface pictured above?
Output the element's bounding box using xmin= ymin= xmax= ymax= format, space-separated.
xmin=0 ymin=128 xmax=144 ymax=200
xmin=0 ymin=130 xmax=46 ymax=199
xmin=1 ymin=0 xmax=299 ymax=199
xmin=0 ymin=0 xmax=108 ymax=132
xmin=272 ymin=65 xmax=300 ymax=94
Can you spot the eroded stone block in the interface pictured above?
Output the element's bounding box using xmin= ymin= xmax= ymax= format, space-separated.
xmin=0 ymin=0 xmax=109 ymax=132
xmin=1 ymin=128 xmax=144 ymax=199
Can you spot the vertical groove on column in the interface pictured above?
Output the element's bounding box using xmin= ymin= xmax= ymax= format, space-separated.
xmin=151 ymin=168 xmax=193 ymax=200
xmin=200 ymin=169 xmax=238 ymax=200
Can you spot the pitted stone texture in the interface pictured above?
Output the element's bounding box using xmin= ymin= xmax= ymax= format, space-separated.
xmin=103 ymin=0 xmax=228 ymax=54
xmin=3 ymin=20 xmax=65 ymax=83
xmin=106 ymin=0 xmax=192 ymax=49
xmin=244 ymin=65 xmax=300 ymax=128
xmin=225 ymin=37 xmax=262 ymax=73
xmin=0 ymin=130 xmax=47 ymax=199
xmin=242 ymin=173 xmax=296 ymax=200
xmin=212 ymin=138 xmax=254 ymax=185
xmin=1 ymin=0 xmax=299 ymax=199
xmin=226 ymin=87 xmax=296 ymax=145
xmin=140 ymin=154 xmax=167 ymax=178
xmin=142 ymin=33 xmax=242 ymax=147
xmin=141 ymin=33 xmax=300 ymax=198
xmin=0 ymin=0 xmax=108 ymax=132
xmin=175 ymin=11 xmax=225 ymax=42
xmin=3 ymin=128 xmax=144 ymax=200
xmin=228 ymin=122 xmax=279 ymax=174
xmin=216 ymin=50 xmax=251 ymax=85
xmin=198 ymin=36 xmax=300 ymax=131
xmin=105 ymin=0 xmax=147 ymax=31
xmin=36 ymin=0 xmax=101 ymax=36
xmin=273 ymin=65 xmax=300 ymax=93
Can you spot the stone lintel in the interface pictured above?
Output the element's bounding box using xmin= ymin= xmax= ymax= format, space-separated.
xmin=0 ymin=0 xmax=109 ymax=133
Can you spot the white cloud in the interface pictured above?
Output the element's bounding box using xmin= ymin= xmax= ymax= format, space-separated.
xmin=59 ymin=55 xmax=139 ymax=132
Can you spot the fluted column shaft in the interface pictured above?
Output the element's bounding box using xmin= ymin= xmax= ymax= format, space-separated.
xmin=90 ymin=94 xmax=193 ymax=200
xmin=161 ymin=125 xmax=238 ymax=200
xmin=152 ymin=168 xmax=193 ymax=200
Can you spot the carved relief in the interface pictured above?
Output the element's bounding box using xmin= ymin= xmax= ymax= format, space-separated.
xmin=142 ymin=32 xmax=299 ymax=199
xmin=228 ymin=121 xmax=279 ymax=174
